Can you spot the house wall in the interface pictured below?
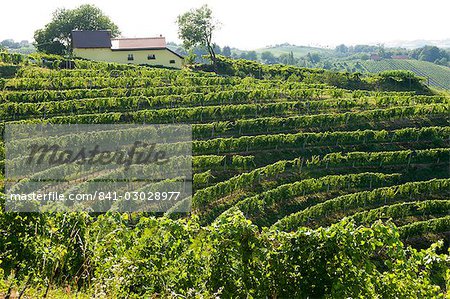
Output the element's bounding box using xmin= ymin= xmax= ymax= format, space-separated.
xmin=73 ymin=48 xmax=183 ymax=69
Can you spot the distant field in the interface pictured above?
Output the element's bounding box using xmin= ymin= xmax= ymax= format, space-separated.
xmin=254 ymin=45 xmax=333 ymax=57
xmin=360 ymin=59 xmax=450 ymax=90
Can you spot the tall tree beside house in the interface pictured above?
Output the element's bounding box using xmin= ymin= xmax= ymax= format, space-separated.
xmin=177 ymin=5 xmax=220 ymax=69
xmin=34 ymin=4 xmax=120 ymax=55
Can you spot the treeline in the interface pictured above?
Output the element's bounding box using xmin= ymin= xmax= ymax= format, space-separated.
xmin=410 ymin=45 xmax=449 ymax=66
xmin=0 ymin=39 xmax=35 ymax=55
xmin=335 ymin=44 xmax=449 ymax=66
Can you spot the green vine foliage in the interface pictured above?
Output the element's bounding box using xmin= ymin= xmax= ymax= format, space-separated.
xmin=0 ymin=53 xmax=449 ymax=297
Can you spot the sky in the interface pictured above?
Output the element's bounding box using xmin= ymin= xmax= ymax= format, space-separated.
xmin=1 ymin=0 xmax=449 ymax=50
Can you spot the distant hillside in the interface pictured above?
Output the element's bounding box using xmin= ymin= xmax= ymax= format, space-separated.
xmin=359 ymin=59 xmax=450 ymax=90
xmin=385 ymin=39 xmax=450 ymax=49
xmin=254 ymin=44 xmax=333 ymax=57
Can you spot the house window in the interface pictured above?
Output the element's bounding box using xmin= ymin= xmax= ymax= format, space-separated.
xmin=148 ymin=54 xmax=156 ymax=60
xmin=127 ymin=54 xmax=134 ymax=61
xmin=169 ymin=60 xmax=176 ymax=64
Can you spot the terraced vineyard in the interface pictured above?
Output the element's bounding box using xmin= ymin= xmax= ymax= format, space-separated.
xmin=360 ymin=59 xmax=450 ymax=90
xmin=0 ymin=53 xmax=449 ymax=298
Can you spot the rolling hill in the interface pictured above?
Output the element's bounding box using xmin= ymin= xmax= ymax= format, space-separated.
xmin=254 ymin=44 xmax=333 ymax=57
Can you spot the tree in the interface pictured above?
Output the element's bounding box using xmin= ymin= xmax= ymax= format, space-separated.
xmin=246 ymin=51 xmax=258 ymax=61
xmin=177 ymin=5 xmax=220 ymax=69
xmin=307 ymin=52 xmax=321 ymax=63
xmin=34 ymin=4 xmax=120 ymax=55
xmin=335 ymin=44 xmax=348 ymax=54
xmin=411 ymin=45 xmax=447 ymax=63
xmin=239 ymin=52 xmax=247 ymax=60
xmin=1 ymin=39 xmax=19 ymax=49
xmin=213 ymin=44 xmax=222 ymax=55
xmin=360 ymin=54 xmax=369 ymax=60
xmin=222 ymin=46 xmax=232 ymax=57
xmin=279 ymin=51 xmax=296 ymax=65
xmin=354 ymin=44 xmax=378 ymax=53
xmin=261 ymin=51 xmax=278 ymax=64
xmin=377 ymin=45 xmax=388 ymax=59
xmin=238 ymin=51 xmax=257 ymax=61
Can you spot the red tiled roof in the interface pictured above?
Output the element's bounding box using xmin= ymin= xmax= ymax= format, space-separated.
xmin=111 ymin=37 xmax=166 ymax=49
